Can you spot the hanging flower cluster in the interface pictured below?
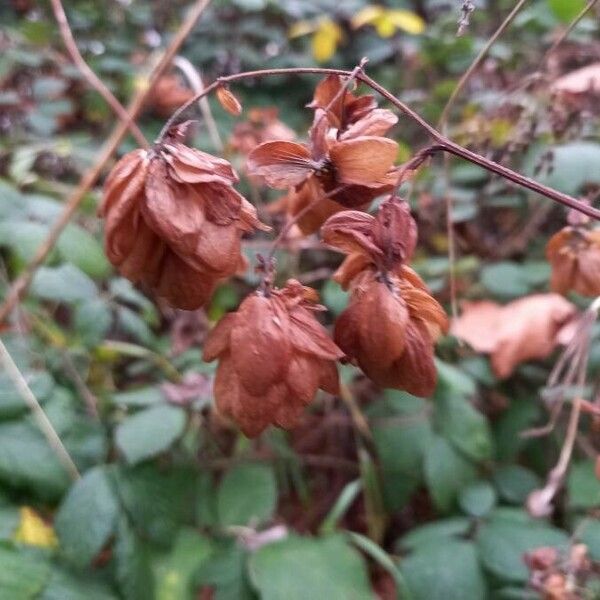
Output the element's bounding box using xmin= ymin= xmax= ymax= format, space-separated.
xmin=323 ymin=197 xmax=448 ymax=397
xmin=100 ymin=121 xmax=268 ymax=309
xmin=247 ymin=74 xmax=399 ymax=234
xmin=202 ymin=279 xmax=343 ymax=437
xmin=100 ymin=75 xmax=450 ymax=437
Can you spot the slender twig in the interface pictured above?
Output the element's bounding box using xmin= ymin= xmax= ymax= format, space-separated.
xmin=541 ymin=0 xmax=599 ymax=66
xmin=0 ymin=0 xmax=212 ymax=326
xmin=156 ymin=67 xmax=600 ymax=221
xmin=49 ymin=0 xmax=148 ymax=148
xmin=438 ymin=0 xmax=530 ymax=128
xmin=173 ymin=55 xmax=223 ymax=151
xmin=0 ymin=339 xmax=80 ymax=481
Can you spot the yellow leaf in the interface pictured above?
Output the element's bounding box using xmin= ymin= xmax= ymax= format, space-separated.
xmin=13 ymin=507 xmax=58 ymax=549
xmin=288 ymin=20 xmax=316 ymax=39
xmin=387 ymin=9 xmax=426 ymax=35
xmin=312 ymin=18 xmax=343 ymax=63
xmin=351 ymin=5 xmax=385 ymax=29
xmin=374 ymin=14 xmax=396 ymax=38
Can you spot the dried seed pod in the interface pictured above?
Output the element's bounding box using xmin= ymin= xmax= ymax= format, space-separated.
xmin=216 ymin=85 xmax=243 ymax=116
xmin=99 ymin=121 xmax=268 ymax=310
xmin=203 ymin=280 xmax=343 ymax=437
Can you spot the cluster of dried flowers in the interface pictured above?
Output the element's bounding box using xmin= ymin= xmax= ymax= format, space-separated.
xmin=100 ymin=76 xmax=450 ymax=436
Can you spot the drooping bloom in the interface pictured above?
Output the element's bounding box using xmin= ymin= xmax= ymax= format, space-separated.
xmin=202 ymin=280 xmax=343 ymax=437
xmin=100 ymin=122 xmax=268 ymax=310
xmin=323 ymin=198 xmax=448 ymax=397
xmin=247 ymin=75 xmax=399 ymax=234
xmin=546 ymin=226 xmax=600 ymax=297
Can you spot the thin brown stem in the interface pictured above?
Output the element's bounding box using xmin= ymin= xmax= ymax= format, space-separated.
xmin=49 ymin=0 xmax=148 ymax=148
xmin=0 ymin=0 xmax=212 ymax=326
xmin=157 ymin=67 xmax=600 ymax=221
xmin=0 ymin=339 xmax=80 ymax=481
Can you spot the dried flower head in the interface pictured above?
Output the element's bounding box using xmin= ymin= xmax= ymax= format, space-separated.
xmin=100 ymin=121 xmax=268 ymax=310
xmin=229 ymin=107 xmax=295 ymax=156
xmin=203 ymin=279 xmax=344 ymax=437
xmin=323 ymin=198 xmax=448 ymax=396
xmin=546 ymin=226 xmax=600 ymax=297
xmin=246 ymin=75 xmax=399 ymax=234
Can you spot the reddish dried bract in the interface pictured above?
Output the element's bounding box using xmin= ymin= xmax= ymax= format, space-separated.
xmin=246 ymin=75 xmax=399 ymax=234
xmin=202 ymin=280 xmax=343 ymax=437
xmin=323 ymin=198 xmax=448 ymax=396
xmin=546 ymin=226 xmax=600 ymax=297
xmin=99 ymin=122 xmax=268 ymax=310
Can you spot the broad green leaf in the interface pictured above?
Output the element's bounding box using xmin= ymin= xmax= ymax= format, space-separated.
xmin=115 ymin=405 xmax=186 ymax=465
xmin=40 ymin=568 xmax=118 ymax=600
xmin=548 ymin=0 xmax=586 ymax=22
xmin=493 ymin=465 xmax=540 ymax=505
xmin=0 ymin=546 xmax=51 ymax=599
xmin=458 ymin=481 xmax=497 ymax=517
xmin=576 ymin=519 xmax=600 ymax=561
xmin=249 ymin=535 xmax=372 ymax=600
xmin=401 ymin=540 xmax=487 ymax=600
xmin=0 ymin=370 xmax=54 ymax=419
xmin=57 ymin=224 xmax=111 ymax=278
xmin=31 ymin=264 xmax=98 ymax=304
xmin=480 ymin=263 xmax=529 ymax=298
xmin=477 ymin=511 xmax=569 ymax=582
xmin=55 ymin=466 xmax=121 ymax=568
xmin=567 ymin=461 xmax=600 ymax=510
xmin=397 ymin=517 xmax=472 ymax=551
xmin=154 ymin=529 xmax=213 ymax=600
xmin=74 ymin=298 xmax=112 ymax=346
xmin=424 ymin=435 xmax=478 ymax=513
xmin=111 ymin=386 xmax=164 ymax=408
xmin=217 ymin=463 xmax=277 ymax=527
xmin=114 ymin=516 xmax=154 ymax=600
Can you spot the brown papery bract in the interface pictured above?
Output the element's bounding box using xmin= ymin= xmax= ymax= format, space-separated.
xmin=451 ymin=294 xmax=577 ymax=379
xmin=202 ymin=280 xmax=344 ymax=437
xmin=99 ymin=122 xmax=268 ymax=310
xmin=246 ymin=75 xmax=400 ymax=234
xmin=546 ymin=226 xmax=600 ymax=297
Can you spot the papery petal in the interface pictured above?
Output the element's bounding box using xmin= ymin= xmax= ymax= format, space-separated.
xmin=334 ymin=300 xmax=362 ymax=360
xmin=317 ymin=359 xmax=340 ymax=395
xmin=203 ymin=312 xmax=237 ymax=361
xmin=288 ymin=306 xmax=344 ymax=360
xmin=230 ymin=294 xmax=291 ymax=395
xmin=402 ymin=284 xmax=449 ymax=341
xmin=239 ymin=198 xmax=271 ymax=232
xmin=308 ymin=75 xmax=345 ymax=128
xmin=340 ymin=109 xmax=398 ymax=140
xmin=163 ymin=143 xmax=237 ymax=184
xmin=247 ymin=141 xmax=314 ymax=188
xmin=286 ymin=354 xmax=320 ymax=405
xmin=333 ymin=253 xmax=372 ymax=289
xmin=372 ymin=198 xmax=418 ymax=266
xmin=100 ymin=149 xmax=148 ymax=216
xmin=322 ymin=210 xmax=379 ymax=257
xmin=309 ymin=110 xmax=331 ymax=161
xmin=273 ymin=389 xmax=305 ymax=431
xmin=117 ymin=220 xmax=165 ymax=287
xmin=200 ymin=184 xmax=242 ymax=226
xmin=195 ymin=218 xmax=242 ymax=274
xmin=329 ymin=137 xmax=398 ymax=185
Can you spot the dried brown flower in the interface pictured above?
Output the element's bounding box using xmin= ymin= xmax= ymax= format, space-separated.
xmin=229 ymin=107 xmax=295 ymax=156
xmin=246 ymin=75 xmax=399 ymax=234
xmin=216 ymin=85 xmax=243 ymax=116
xmin=100 ymin=122 xmax=268 ymax=310
xmin=323 ymin=198 xmax=448 ymax=396
xmin=546 ymin=226 xmax=600 ymax=297
xmin=145 ymin=74 xmax=195 ymax=118
xmin=202 ymin=280 xmax=343 ymax=437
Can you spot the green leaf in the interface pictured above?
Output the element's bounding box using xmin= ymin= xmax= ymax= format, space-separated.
xmin=55 ymin=466 xmax=121 ymax=568
xmin=115 ymin=405 xmax=186 ymax=465
xmin=116 ymin=306 xmax=155 ymax=346
xmin=111 ymin=386 xmax=164 ymax=408
xmin=249 ymin=535 xmax=373 ymax=600
xmin=576 ymin=519 xmax=600 ymax=561
xmin=434 ymin=393 xmax=493 ymax=462
xmin=0 ymin=421 xmax=70 ymax=500
xmin=40 ymin=568 xmax=118 ymax=600
xmin=114 ymin=516 xmax=155 ymax=600
xmin=0 ymin=546 xmax=51 ymax=599
xmin=217 ymin=463 xmax=277 ymax=527
xmin=370 ymin=392 xmax=431 ymax=510
xmin=493 ymin=465 xmax=540 ymax=505
xmin=57 ymin=224 xmax=110 ymax=278
xmin=567 ymin=461 xmax=600 ymax=510
xmin=397 ymin=517 xmax=472 ymax=551
xmin=480 ymin=263 xmax=529 ymax=298
xmin=424 ymin=435 xmax=478 ymax=513
xmin=458 ymin=481 xmax=497 ymax=517
xmin=548 ymin=0 xmax=586 ymax=22
xmin=477 ymin=511 xmax=569 ymax=582
xmin=31 ymin=265 xmax=98 ymax=304
xmin=196 ymin=542 xmax=253 ymax=600
xmin=74 ymin=298 xmax=112 ymax=346
xmin=321 ymin=280 xmax=349 ymax=316
xmin=154 ymin=529 xmax=213 ymax=600
xmin=435 ymin=359 xmax=477 ymax=397
xmin=0 ymin=370 xmax=54 ymax=419
xmin=0 ymin=220 xmax=50 ymax=263
xmin=400 ymin=540 xmax=487 ymax=600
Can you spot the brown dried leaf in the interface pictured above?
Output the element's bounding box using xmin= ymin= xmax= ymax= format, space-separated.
xmin=451 ymin=294 xmax=577 ymax=378
xmin=329 ymin=137 xmax=398 ymax=185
